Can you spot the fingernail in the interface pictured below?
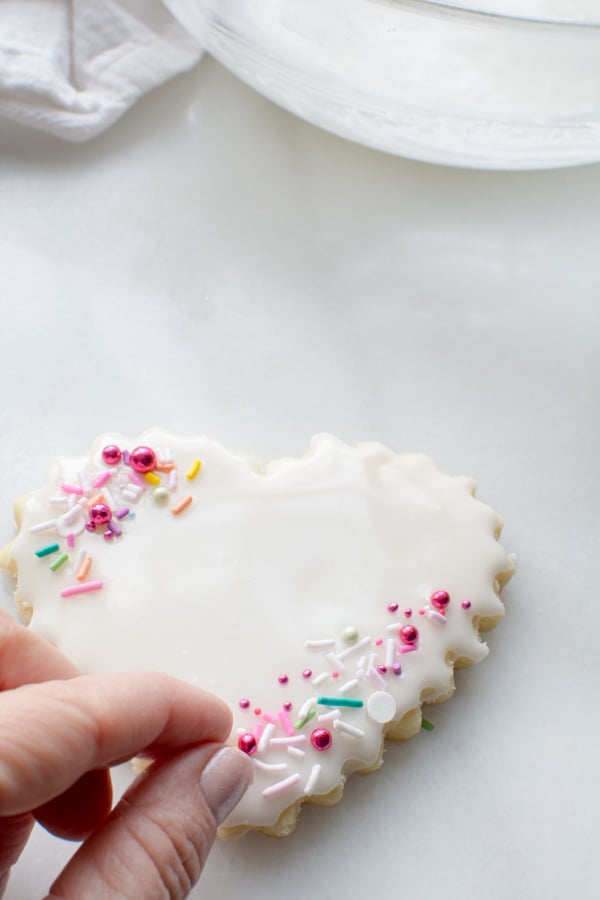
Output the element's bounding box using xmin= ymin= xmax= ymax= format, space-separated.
xmin=199 ymin=747 xmax=253 ymax=825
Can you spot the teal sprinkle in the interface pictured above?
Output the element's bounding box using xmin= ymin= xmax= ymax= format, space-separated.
xmin=35 ymin=542 xmax=60 ymax=558
xmin=421 ymin=718 xmax=435 ymax=732
xmin=294 ymin=707 xmax=316 ymax=730
xmin=317 ymin=696 xmax=363 ymax=709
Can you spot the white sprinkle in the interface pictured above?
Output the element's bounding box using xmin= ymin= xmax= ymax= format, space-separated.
xmin=333 ymin=718 xmax=365 ymax=739
xmin=257 ymin=723 xmax=275 ymax=753
xmin=253 ymin=759 xmax=288 ymax=773
xmin=122 ymin=489 xmax=139 ymax=503
xmin=356 ymin=656 xmax=366 ymax=672
xmin=304 ymin=764 xmax=321 ymax=795
xmin=102 ymin=486 xmax=117 ymax=510
xmin=48 ymin=496 xmax=68 ymax=507
xmin=261 ymin=773 xmax=301 ymax=798
xmin=387 ymin=622 xmax=402 ymax=632
xmin=368 ymin=666 xmax=388 ymax=690
xmin=304 ymin=638 xmax=337 ymax=651
xmin=168 ymin=469 xmax=178 ymax=492
xmin=318 ymin=709 xmax=340 ymax=724
xmin=29 ymin=519 xmax=57 ymax=534
xmin=158 ymin=447 xmax=173 ymax=464
xmin=270 ymin=734 xmax=307 ymax=746
xmin=125 ymin=483 xmax=143 ymax=498
xmin=337 ymin=635 xmax=372 ymax=660
xmin=338 ymin=678 xmax=359 ymax=694
xmin=67 ymin=492 xmax=79 ymax=509
xmin=385 ymin=638 xmax=396 ymax=667
xmin=365 ymin=653 xmax=376 ymax=674
xmin=298 ymin=697 xmax=317 ymax=720
xmin=287 ymin=745 xmax=306 ymax=759
xmin=426 ymin=608 xmax=448 ymax=625
xmin=236 ymin=727 xmax=247 ymax=735
xmin=326 ymin=651 xmax=344 ymax=671
xmin=312 ymin=671 xmax=330 ymax=687
xmin=367 ymin=691 xmax=397 ymax=725
xmin=73 ymin=547 xmax=86 ymax=573
xmin=62 ymin=502 xmax=84 ymax=525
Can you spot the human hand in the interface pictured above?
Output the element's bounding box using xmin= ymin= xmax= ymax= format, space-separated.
xmin=0 ymin=610 xmax=253 ymax=898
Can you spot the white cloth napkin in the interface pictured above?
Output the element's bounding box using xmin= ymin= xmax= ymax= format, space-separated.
xmin=0 ymin=0 xmax=203 ymax=141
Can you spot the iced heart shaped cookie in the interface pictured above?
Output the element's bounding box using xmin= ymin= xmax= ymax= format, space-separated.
xmin=1 ymin=432 xmax=513 ymax=836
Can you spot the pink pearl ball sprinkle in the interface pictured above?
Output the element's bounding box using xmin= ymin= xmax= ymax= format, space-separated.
xmin=130 ymin=445 xmax=157 ymax=473
xmin=283 ymin=701 xmax=293 ymax=711
xmin=387 ymin=602 xmax=399 ymax=613
xmin=404 ymin=608 xmax=413 ymax=618
xmin=89 ymin=503 xmax=112 ymax=526
xmin=102 ymin=444 xmax=122 ymax=466
xmin=278 ymin=674 xmax=289 ymax=685
xmin=310 ymin=728 xmax=332 ymax=751
xmin=103 ymin=529 xmax=114 ymax=542
xmin=400 ymin=624 xmax=419 ymax=645
xmin=302 ymin=669 xmax=312 ymax=679
xmin=237 ymin=733 xmax=258 ymax=756
xmin=377 ymin=665 xmax=387 ymax=674
xmin=85 ymin=520 xmax=96 ymax=532
xmin=431 ymin=590 xmax=451 ymax=609
xmin=238 ymin=698 xmax=250 ymax=710
xmin=462 ymin=600 xmax=472 ymax=609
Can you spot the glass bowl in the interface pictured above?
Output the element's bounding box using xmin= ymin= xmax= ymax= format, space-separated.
xmin=168 ymin=0 xmax=600 ymax=169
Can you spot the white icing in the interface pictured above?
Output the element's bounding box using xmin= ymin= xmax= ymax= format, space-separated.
xmin=3 ymin=431 xmax=511 ymax=831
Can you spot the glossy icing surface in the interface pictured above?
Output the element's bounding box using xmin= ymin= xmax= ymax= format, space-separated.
xmin=3 ymin=432 xmax=511 ymax=830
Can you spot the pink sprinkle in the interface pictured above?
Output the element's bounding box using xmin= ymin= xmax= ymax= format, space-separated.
xmin=60 ymin=580 xmax=103 ymax=598
xmin=253 ymin=723 xmax=265 ymax=741
xmin=128 ymin=471 xmax=145 ymax=488
xmin=404 ymin=608 xmax=413 ymax=618
xmin=332 ymin=671 xmax=340 ymax=679
xmin=375 ymin=638 xmax=383 ymax=646
xmin=66 ymin=533 xmax=75 ymax=548
xmin=418 ymin=608 xmax=426 ymax=615
xmin=254 ymin=707 xmax=262 ymax=716
xmin=60 ymin=484 xmax=83 ymax=495
xmin=262 ymin=712 xmax=277 ymax=725
xmin=239 ymin=698 xmax=250 ymax=709
xmin=283 ymin=701 xmax=293 ymax=711
xmin=399 ymin=644 xmax=417 ymax=654
xmin=387 ymin=602 xmax=399 ymax=613
xmin=462 ymin=600 xmax=472 ymax=609
xmin=92 ymin=471 xmax=112 ymax=489
xmin=302 ymin=669 xmax=312 ymax=679
xmin=392 ymin=662 xmax=402 ymax=676
xmin=278 ymin=710 xmax=296 ymax=737
xmin=278 ymin=674 xmax=289 ymax=685
xmin=377 ymin=665 xmax=387 ymax=674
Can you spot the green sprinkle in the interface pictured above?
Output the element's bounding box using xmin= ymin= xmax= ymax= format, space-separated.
xmin=317 ymin=696 xmax=364 ymax=709
xmin=294 ymin=707 xmax=316 ymax=730
xmin=49 ymin=552 xmax=69 ymax=572
xmin=421 ymin=718 xmax=435 ymax=732
xmin=35 ymin=543 xmax=60 ymax=558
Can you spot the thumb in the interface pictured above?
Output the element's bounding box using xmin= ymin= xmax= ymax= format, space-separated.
xmin=46 ymin=745 xmax=253 ymax=899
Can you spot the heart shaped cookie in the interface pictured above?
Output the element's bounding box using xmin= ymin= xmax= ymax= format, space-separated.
xmin=0 ymin=431 xmax=513 ymax=836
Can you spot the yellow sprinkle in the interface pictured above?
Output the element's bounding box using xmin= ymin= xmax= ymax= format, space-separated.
xmin=86 ymin=492 xmax=104 ymax=508
xmin=144 ymin=471 xmax=161 ymax=486
xmin=171 ymin=495 xmax=193 ymax=516
xmin=186 ymin=459 xmax=202 ymax=480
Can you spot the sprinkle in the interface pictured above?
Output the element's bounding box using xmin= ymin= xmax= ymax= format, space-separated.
xmin=239 ymin=698 xmax=251 ymax=710
xmin=34 ymin=543 xmax=60 ymax=558
xmin=426 ymin=608 xmax=448 ymax=624
xmin=29 ymin=519 xmax=57 ymax=534
xmin=302 ymin=669 xmax=312 ymax=679
xmin=122 ymin=449 xmax=130 ymax=465
xmin=115 ymin=507 xmax=130 ymax=520
xmin=102 ymin=486 xmax=117 ymax=510
xmin=261 ymin=774 xmax=301 ymax=798
xmin=326 ymin=651 xmax=344 ymax=671
xmin=341 ymin=624 xmax=359 ymax=644
xmin=337 ymin=635 xmax=372 ymax=660
xmin=399 ymin=644 xmax=417 ymax=654
xmin=317 ymin=696 xmax=364 ymax=709
xmin=312 ymin=671 xmax=330 ymax=687
xmin=156 ymin=447 xmax=173 ymax=464
xmin=122 ymin=489 xmax=139 ymax=503
xmin=73 ymin=547 xmax=86 ymax=572
xmin=48 ymin=496 xmax=68 ymax=507
xmin=367 ymin=691 xmax=397 ymax=724
xmin=262 ymin=712 xmax=277 ymax=725
xmin=298 ymin=697 xmax=317 ymax=720
xmin=168 ymin=470 xmax=178 ymax=492
xmin=91 ymin=471 xmax=112 ymax=489
xmin=387 ymin=602 xmax=399 ymax=613
xmin=462 ymin=600 xmax=472 ymax=609
xmin=421 ymin=718 xmax=435 ymax=732
xmin=317 ymin=710 xmax=340 ymax=724
xmin=287 ymin=745 xmax=305 ymax=759
xmin=392 ymin=662 xmax=402 ymax=676
xmin=76 ymin=556 xmax=92 ymax=582
xmin=257 ymin=722 xmax=275 ymax=753
xmin=368 ymin=666 xmax=388 ymax=690
xmin=61 ymin=502 xmax=85 ymax=526
xmin=404 ymin=608 xmax=413 ymax=618
xmin=253 ymin=723 xmax=264 ymax=741
xmin=86 ymin=493 xmax=104 ymax=509
xmin=186 ymin=459 xmax=202 ymax=480
xmin=310 ymin=727 xmax=332 ymax=750
xmin=60 ymin=484 xmax=83 ymax=495
xmin=278 ymin=674 xmax=289 ymax=685
xmin=278 ymin=710 xmax=296 ymax=736
xmin=107 ymin=521 xmax=122 ymax=538
xmin=253 ymin=759 xmax=288 ymax=773
xmin=49 ymin=552 xmax=69 ymax=572
xmin=304 ymin=764 xmax=321 ymax=795
xmin=171 ymin=495 xmax=192 ymax=516
xmin=385 ymin=638 xmax=396 ymax=667
xmin=127 ymin=471 xmax=145 ymax=488
xmin=295 ymin=708 xmax=317 ymax=730
xmin=375 ymin=638 xmax=384 ymax=646
xmin=270 ymin=735 xmax=307 ymax=746
xmin=333 ymin=718 xmax=365 ymax=739
xmin=60 ymin=580 xmax=103 ymax=598
xmin=386 ymin=623 xmax=402 ymax=633
xmin=144 ymin=471 xmax=161 ymax=486
xmin=155 ymin=462 xmax=175 ymax=473
xmin=66 ymin=533 xmax=75 ymax=548
xmin=338 ymin=678 xmax=359 ymax=694
xmin=304 ymin=638 xmax=337 ymax=651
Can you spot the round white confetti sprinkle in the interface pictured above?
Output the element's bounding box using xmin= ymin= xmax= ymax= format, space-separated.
xmin=366 ymin=691 xmax=397 ymax=724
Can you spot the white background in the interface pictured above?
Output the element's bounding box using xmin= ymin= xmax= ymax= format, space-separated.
xmin=0 ymin=57 xmax=598 ymax=900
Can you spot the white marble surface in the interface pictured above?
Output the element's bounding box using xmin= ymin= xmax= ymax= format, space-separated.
xmin=0 ymin=57 xmax=598 ymax=900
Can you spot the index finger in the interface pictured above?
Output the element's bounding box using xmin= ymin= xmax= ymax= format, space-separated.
xmin=0 ymin=671 xmax=232 ymax=815
xmin=0 ymin=609 xmax=79 ymax=688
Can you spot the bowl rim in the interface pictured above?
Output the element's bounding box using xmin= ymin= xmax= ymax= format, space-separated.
xmin=356 ymin=0 xmax=600 ymax=29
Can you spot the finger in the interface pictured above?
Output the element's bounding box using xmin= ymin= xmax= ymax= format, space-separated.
xmin=47 ymin=745 xmax=253 ymax=900
xmin=0 ymin=671 xmax=232 ymax=815
xmin=0 ymin=609 xmax=79 ymax=689
xmin=33 ymin=768 xmax=113 ymax=841
xmin=0 ymin=812 xmax=34 ymax=894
